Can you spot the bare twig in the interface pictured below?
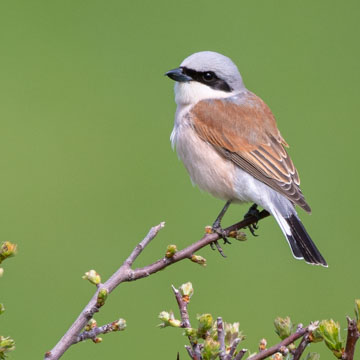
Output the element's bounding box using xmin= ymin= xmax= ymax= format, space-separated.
xmin=185 ymin=345 xmax=195 ymax=359
xmin=172 ymin=286 xmax=202 ymax=360
xmin=172 ymin=286 xmax=191 ymax=328
xmin=293 ymin=333 xmax=310 ymax=360
xmin=45 ymin=211 xmax=269 ymax=360
xmin=342 ymin=317 xmax=360 ymax=360
xmin=73 ymin=320 xmax=124 ymax=344
xmin=247 ymin=325 xmax=308 ymax=360
xmin=227 ymin=338 xmax=241 ymax=359
xmin=234 ymin=349 xmax=247 ymax=360
xmin=217 ymin=317 xmax=226 ymax=360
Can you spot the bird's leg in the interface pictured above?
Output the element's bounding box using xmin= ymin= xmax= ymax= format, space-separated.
xmin=244 ymin=203 xmax=261 ymax=236
xmin=211 ymin=200 xmax=232 ymax=246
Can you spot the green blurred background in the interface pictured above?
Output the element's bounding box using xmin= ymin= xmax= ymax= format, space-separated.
xmin=0 ymin=0 xmax=359 ymax=359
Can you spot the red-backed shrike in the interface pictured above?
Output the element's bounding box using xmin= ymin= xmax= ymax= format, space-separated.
xmin=166 ymin=51 xmax=327 ymax=266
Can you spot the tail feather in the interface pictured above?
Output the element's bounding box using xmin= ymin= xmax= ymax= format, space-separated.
xmin=270 ymin=206 xmax=327 ymax=267
xmin=285 ymin=214 xmax=327 ymax=267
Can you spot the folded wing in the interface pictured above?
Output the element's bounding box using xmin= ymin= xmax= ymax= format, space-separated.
xmin=190 ymin=92 xmax=311 ymax=213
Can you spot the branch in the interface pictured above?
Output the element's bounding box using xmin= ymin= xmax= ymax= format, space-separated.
xmin=45 ymin=211 xmax=269 ymax=360
xmin=131 ymin=210 xmax=269 ymax=280
xmin=342 ymin=317 xmax=360 ymax=360
xmin=172 ymin=286 xmax=192 ymax=329
xmin=234 ymin=349 xmax=247 ymax=360
xmin=172 ymin=285 xmax=202 ymax=359
xmin=217 ymin=317 xmax=226 ymax=360
xmin=293 ymin=332 xmax=310 ymax=360
xmin=73 ymin=319 xmax=126 ymax=344
xmin=247 ymin=325 xmax=308 ymax=360
xmin=227 ymin=338 xmax=241 ymax=359
xmin=45 ymin=222 xmax=165 ymax=360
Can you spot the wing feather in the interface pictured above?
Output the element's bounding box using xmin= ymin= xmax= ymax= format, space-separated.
xmin=190 ymin=92 xmax=311 ymax=213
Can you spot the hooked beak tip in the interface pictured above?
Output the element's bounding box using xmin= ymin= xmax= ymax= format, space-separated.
xmin=165 ymin=67 xmax=192 ymax=82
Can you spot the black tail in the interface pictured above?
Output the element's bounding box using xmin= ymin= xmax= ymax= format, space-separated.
xmin=285 ymin=214 xmax=327 ymax=267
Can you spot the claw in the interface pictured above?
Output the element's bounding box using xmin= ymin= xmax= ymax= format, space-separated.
xmin=248 ymin=224 xmax=259 ymax=237
xmin=212 ymin=225 xmax=232 ymax=245
xmin=213 ymin=240 xmax=227 ymax=258
xmin=244 ymin=204 xmax=261 ymax=237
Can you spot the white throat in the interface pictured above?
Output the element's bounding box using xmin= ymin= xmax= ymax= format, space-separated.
xmin=174 ymin=82 xmax=235 ymax=105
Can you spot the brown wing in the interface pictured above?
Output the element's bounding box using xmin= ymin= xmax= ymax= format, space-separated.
xmin=190 ymin=92 xmax=311 ymax=213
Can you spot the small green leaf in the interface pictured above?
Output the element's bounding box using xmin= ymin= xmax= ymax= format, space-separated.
xmin=314 ymin=319 xmax=343 ymax=358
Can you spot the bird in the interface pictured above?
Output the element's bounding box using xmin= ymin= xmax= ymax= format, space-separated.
xmin=165 ymin=51 xmax=327 ymax=267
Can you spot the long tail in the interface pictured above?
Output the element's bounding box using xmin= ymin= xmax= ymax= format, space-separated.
xmin=270 ymin=207 xmax=327 ymax=267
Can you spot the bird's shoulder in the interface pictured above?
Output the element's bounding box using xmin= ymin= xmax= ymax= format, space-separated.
xmin=189 ymin=90 xmax=285 ymax=151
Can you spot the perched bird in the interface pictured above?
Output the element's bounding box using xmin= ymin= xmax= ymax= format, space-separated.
xmin=166 ymin=51 xmax=327 ymax=266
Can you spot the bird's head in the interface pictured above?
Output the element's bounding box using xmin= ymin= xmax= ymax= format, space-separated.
xmin=166 ymin=51 xmax=245 ymax=105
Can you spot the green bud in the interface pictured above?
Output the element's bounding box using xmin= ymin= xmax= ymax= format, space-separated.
xmin=202 ymin=337 xmax=220 ymax=360
xmin=158 ymin=311 xmax=170 ymax=323
xmin=82 ymin=270 xmax=101 ymax=285
xmin=0 ymin=242 xmax=17 ymax=264
xmin=305 ymin=353 xmax=320 ymax=360
xmin=271 ymin=353 xmax=283 ymax=360
xmin=85 ymin=319 xmax=97 ymax=331
xmin=197 ymin=314 xmax=213 ymax=337
xmin=165 ymin=245 xmax=178 ymax=258
xmin=224 ymin=322 xmax=245 ymax=346
xmin=315 ymin=319 xmax=343 ymax=358
xmin=204 ymin=226 xmax=213 ymax=234
xmin=112 ymin=318 xmax=126 ymax=331
xmin=309 ymin=328 xmax=323 ymax=343
xmin=96 ymin=288 xmax=108 ymax=308
xmin=274 ymin=317 xmax=292 ymax=340
xmin=179 ymin=282 xmax=194 ymax=302
xmin=184 ymin=328 xmax=197 ymax=337
xmin=0 ymin=303 xmax=4 ymax=315
xmin=355 ymin=299 xmax=360 ymax=331
xmin=0 ymin=336 xmax=15 ymax=353
xmin=158 ymin=311 xmax=181 ymax=328
xmin=190 ymin=255 xmax=207 ymax=267
xmin=169 ymin=318 xmax=182 ymax=328
xmin=259 ymin=338 xmax=267 ymax=351
xmin=93 ymin=337 xmax=102 ymax=343
xmin=228 ymin=230 xmax=247 ymax=241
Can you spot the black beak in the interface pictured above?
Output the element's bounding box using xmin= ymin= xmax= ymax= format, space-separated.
xmin=165 ymin=67 xmax=192 ymax=82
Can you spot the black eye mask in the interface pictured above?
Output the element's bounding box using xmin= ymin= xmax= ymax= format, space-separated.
xmin=181 ymin=67 xmax=233 ymax=92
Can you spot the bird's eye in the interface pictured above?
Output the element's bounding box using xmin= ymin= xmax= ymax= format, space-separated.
xmin=202 ymin=72 xmax=215 ymax=82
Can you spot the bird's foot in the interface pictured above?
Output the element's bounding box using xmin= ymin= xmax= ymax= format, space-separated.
xmin=209 ymin=240 xmax=227 ymax=258
xmin=244 ymin=203 xmax=261 ymax=237
xmin=211 ymin=224 xmax=232 ymax=245
xmin=208 ymin=223 xmax=231 ymax=258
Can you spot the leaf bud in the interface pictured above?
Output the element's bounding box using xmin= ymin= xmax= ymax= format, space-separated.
xmin=82 ymin=270 xmax=101 ymax=285
xmin=96 ymin=288 xmax=108 ymax=308
xmin=179 ymin=282 xmax=194 ymax=302
xmin=190 ymin=255 xmax=207 ymax=267
xmin=274 ymin=317 xmax=292 ymax=340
